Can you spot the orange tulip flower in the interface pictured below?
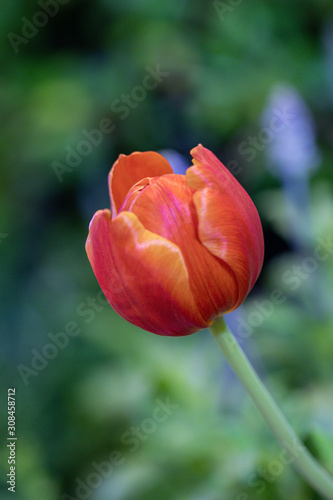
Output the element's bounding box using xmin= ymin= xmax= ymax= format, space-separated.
xmin=86 ymin=144 xmax=264 ymax=336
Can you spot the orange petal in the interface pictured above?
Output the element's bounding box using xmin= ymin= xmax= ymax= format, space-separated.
xmin=109 ymin=151 xmax=173 ymax=217
xmin=192 ymin=187 xmax=263 ymax=310
xmin=124 ymin=174 xmax=239 ymax=320
xmin=85 ymin=209 xmax=207 ymax=336
xmin=187 ymin=144 xmax=264 ymax=278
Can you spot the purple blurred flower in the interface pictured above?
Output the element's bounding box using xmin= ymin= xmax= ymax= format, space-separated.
xmin=158 ymin=149 xmax=188 ymax=175
xmin=262 ymin=84 xmax=320 ymax=179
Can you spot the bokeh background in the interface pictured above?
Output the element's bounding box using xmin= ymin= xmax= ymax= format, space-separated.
xmin=1 ymin=1 xmax=333 ymax=499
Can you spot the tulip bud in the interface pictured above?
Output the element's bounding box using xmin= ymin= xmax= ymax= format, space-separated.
xmin=86 ymin=145 xmax=264 ymax=336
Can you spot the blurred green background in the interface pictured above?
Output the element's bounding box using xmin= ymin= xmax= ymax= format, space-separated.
xmin=1 ymin=0 xmax=333 ymax=499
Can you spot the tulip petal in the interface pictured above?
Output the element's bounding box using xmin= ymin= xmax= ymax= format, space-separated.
xmin=125 ymin=174 xmax=239 ymax=320
xmin=187 ymin=144 xmax=264 ymax=297
xmin=109 ymin=152 xmax=174 ymax=217
xmin=86 ymin=209 xmax=208 ymax=336
xmin=192 ymin=187 xmax=263 ymax=310
xmin=188 ymin=145 xmax=264 ymax=263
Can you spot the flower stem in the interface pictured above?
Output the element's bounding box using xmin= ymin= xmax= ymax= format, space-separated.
xmin=210 ymin=316 xmax=333 ymax=499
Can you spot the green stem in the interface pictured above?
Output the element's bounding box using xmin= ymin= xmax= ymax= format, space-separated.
xmin=210 ymin=316 xmax=333 ymax=499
